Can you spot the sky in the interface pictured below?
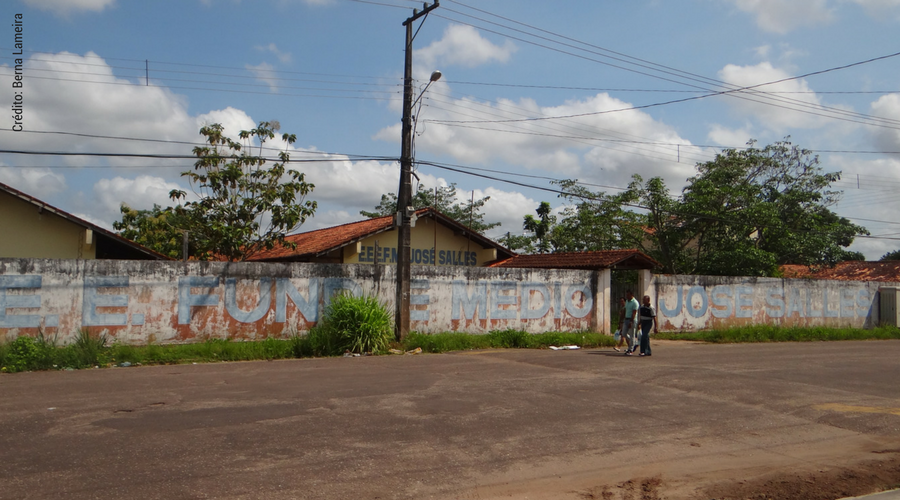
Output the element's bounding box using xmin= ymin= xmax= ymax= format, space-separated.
xmin=2 ymin=0 xmax=900 ymax=259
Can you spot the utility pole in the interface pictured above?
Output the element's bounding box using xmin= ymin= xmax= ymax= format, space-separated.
xmin=396 ymin=1 xmax=439 ymax=341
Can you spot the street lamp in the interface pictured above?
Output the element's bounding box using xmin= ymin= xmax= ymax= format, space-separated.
xmin=396 ymin=2 xmax=439 ymax=341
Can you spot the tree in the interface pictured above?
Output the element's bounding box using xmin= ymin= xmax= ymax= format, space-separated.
xmin=549 ymin=179 xmax=645 ymax=252
xmin=523 ymin=201 xmax=556 ymax=254
xmin=497 ymin=232 xmax=536 ymax=253
xmin=116 ymin=122 xmax=317 ymax=261
xmin=113 ymin=204 xmax=192 ymax=259
xmin=167 ymin=122 xmax=317 ymax=261
xmin=881 ymin=249 xmax=900 ymax=261
xmin=361 ymin=183 xmax=500 ymax=234
xmin=643 ymin=139 xmax=868 ymax=276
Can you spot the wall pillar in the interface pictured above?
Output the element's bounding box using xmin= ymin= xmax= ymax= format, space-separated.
xmin=592 ymin=268 xmax=611 ymax=334
xmin=637 ymin=269 xmax=653 ymax=302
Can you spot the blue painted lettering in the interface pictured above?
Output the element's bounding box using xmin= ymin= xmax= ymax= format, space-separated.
xmin=806 ymin=289 xmax=822 ymax=317
xmin=521 ymin=282 xmax=551 ymax=320
xmin=658 ymin=287 xmax=682 ymax=317
xmin=840 ymin=289 xmax=856 ymax=317
xmin=823 ymin=289 xmax=839 ymax=317
xmin=323 ymin=278 xmax=362 ymax=308
xmin=275 ymin=278 xmax=319 ymax=323
xmin=178 ymin=276 xmax=220 ymax=325
xmin=0 ymin=275 xmax=42 ymax=328
xmin=735 ymin=286 xmax=753 ymax=318
xmin=224 ymin=278 xmax=271 ymax=324
xmin=410 ymin=279 xmax=430 ymax=322
xmin=765 ymin=289 xmax=785 ymax=318
xmin=685 ymin=286 xmax=708 ymax=318
xmin=564 ymin=284 xmax=593 ymax=319
xmin=857 ymin=289 xmax=870 ymax=317
xmin=451 ymin=281 xmax=487 ymax=320
xmin=786 ymin=288 xmax=804 ymax=317
xmin=82 ymin=276 xmax=129 ymax=326
xmin=490 ymin=281 xmax=518 ymax=320
xmin=710 ymin=285 xmax=733 ymax=318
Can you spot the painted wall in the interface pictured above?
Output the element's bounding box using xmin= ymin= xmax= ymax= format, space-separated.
xmin=342 ymin=217 xmax=497 ymax=267
xmin=0 ymin=193 xmax=95 ymax=259
xmin=652 ymin=274 xmax=890 ymax=330
xmin=0 ymin=258 xmax=606 ymax=345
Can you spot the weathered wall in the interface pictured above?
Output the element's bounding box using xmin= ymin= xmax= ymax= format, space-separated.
xmin=652 ymin=274 xmax=893 ymax=330
xmin=0 ymin=259 xmax=604 ymax=344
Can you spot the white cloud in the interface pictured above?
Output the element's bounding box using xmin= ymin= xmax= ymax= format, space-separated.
xmin=22 ymin=0 xmax=116 ymax=15
xmin=246 ymin=62 xmax=279 ymax=92
xmin=377 ymin=90 xmax=700 ymax=191
xmin=0 ymin=167 xmax=67 ymax=198
xmin=92 ymin=175 xmax=188 ymax=222
xmin=718 ymin=62 xmax=828 ymax=130
xmin=415 ymin=25 xmax=517 ymax=69
xmin=726 ymin=0 xmax=835 ymax=33
xmin=255 ymin=43 xmax=292 ymax=64
xmin=869 ymin=93 xmax=900 ymax=150
xmin=707 ymin=124 xmax=755 ymax=147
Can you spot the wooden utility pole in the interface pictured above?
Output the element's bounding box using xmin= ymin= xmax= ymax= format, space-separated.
xmin=396 ymin=1 xmax=439 ymax=341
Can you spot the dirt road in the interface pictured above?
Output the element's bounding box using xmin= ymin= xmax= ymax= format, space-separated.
xmin=1 ymin=340 xmax=899 ymax=499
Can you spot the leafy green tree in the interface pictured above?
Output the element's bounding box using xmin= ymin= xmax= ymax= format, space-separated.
xmin=643 ymin=139 xmax=868 ymax=276
xmin=524 ymin=201 xmax=556 ymax=254
xmin=116 ymin=122 xmax=317 ymax=261
xmin=498 ymin=232 xmax=536 ymax=253
xmin=361 ymin=183 xmax=500 ymax=234
xmin=550 ymin=179 xmax=645 ymax=252
xmin=838 ymin=250 xmax=866 ymax=261
xmin=167 ymin=121 xmax=317 ymax=261
xmin=113 ymin=204 xmax=192 ymax=259
xmin=881 ymin=249 xmax=900 ymax=261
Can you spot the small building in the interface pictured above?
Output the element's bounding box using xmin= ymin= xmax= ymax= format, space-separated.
xmin=0 ymin=181 xmax=169 ymax=260
xmin=250 ymin=207 xmax=515 ymax=266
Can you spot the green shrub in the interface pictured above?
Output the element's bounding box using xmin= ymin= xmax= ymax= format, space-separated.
xmin=72 ymin=330 xmax=109 ymax=367
xmin=489 ymin=328 xmax=529 ymax=348
xmin=311 ymin=294 xmax=394 ymax=355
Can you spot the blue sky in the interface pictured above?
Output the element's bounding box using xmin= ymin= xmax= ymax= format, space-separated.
xmin=3 ymin=0 xmax=900 ymax=258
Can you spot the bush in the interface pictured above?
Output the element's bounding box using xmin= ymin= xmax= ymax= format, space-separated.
xmin=310 ymin=294 xmax=394 ymax=355
xmin=489 ymin=328 xmax=529 ymax=348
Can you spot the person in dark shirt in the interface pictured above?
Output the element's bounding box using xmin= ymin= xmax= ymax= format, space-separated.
xmin=638 ymin=295 xmax=658 ymax=356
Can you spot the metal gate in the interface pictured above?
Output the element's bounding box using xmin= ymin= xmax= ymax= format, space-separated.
xmin=609 ymin=269 xmax=638 ymax=331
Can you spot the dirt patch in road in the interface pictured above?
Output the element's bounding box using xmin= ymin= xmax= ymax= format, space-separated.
xmin=578 ymin=476 xmax=665 ymax=500
xmin=702 ymin=452 xmax=900 ymax=500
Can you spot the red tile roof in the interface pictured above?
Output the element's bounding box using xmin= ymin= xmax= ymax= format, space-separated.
xmin=250 ymin=214 xmax=396 ymax=261
xmin=250 ymin=208 xmax=515 ymax=262
xmin=488 ymin=249 xmax=659 ymax=270
xmin=780 ymin=261 xmax=900 ymax=282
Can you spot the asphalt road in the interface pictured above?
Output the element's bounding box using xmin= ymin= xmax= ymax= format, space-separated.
xmin=2 ymin=340 xmax=900 ymax=499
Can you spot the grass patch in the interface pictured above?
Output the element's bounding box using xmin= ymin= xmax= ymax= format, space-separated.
xmin=403 ymin=329 xmax=615 ymax=353
xmin=656 ymin=325 xmax=900 ymax=343
xmin=3 ymin=325 xmax=897 ymax=372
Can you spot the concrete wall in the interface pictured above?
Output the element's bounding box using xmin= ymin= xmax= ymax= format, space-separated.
xmin=0 ymin=258 xmax=605 ymax=345
xmin=652 ymin=274 xmax=893 ymax=330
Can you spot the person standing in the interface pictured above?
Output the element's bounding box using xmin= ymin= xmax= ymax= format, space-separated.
xmin=623 ymin=291 xmax=640 ymax=356
xmin=638 ymin=294 xmax=658 ymax=356
xmin=613 ymin=297 xmax=627 ymax=352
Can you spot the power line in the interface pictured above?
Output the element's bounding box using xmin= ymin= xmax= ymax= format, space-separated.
xmin=433 ymin=4 xmax=900 ymax=129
